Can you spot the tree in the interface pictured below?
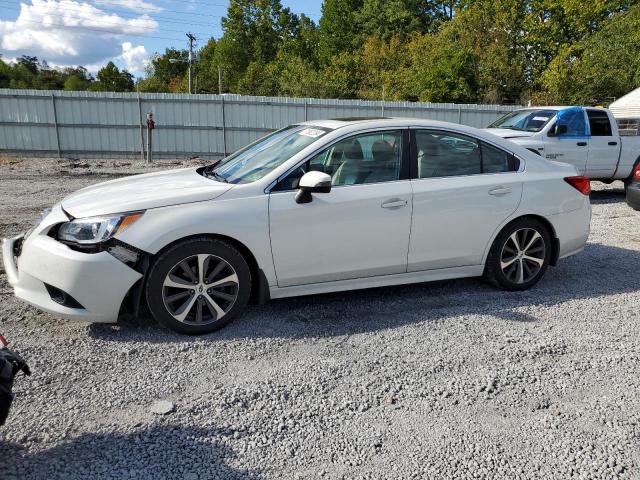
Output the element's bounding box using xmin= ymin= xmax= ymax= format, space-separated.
xmin=147 ymin=48 xmax=189 ymax=85
xmin=214 ymin=0 xmax=312 ymax=91
xmin=62 ymin=68 xmax=92 ymax=91
xmin=540 ymin=4 xmax=640 ymax=104
xmin=90 ymin=62 xmax=134 ymax=92
xmin=0 ymin=58 xmax=9 ymax=88
xmin=318 ymin=0 xmax=364 ymax=61
xmin=402 ymin=28 xmax=479 ymax=103
xmin=356 ymin=0 xmax=450 ymax=41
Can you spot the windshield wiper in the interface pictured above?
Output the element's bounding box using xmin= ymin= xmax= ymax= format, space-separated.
xmin=211 ymin=171 xmax=227 ymax=183
xmin=202 ymin=160 xmax=228 ymax=183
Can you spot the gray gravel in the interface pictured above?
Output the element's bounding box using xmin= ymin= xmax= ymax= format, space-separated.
xmin=1 ymin=157 xmax=639 ymax=479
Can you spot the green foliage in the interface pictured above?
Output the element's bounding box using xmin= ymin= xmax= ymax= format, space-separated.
xmin=2 ymin=0 xmax=639 ymax=104
xmin=90 ymin=62 xmax=134 ymax=92
xmin=0 ymin=55 xmax=94 ymax=91
xmin=541 ymin=4 xmax=640 ymax=104
xmin=402 ymin=28 xmax=479 ymax=103
xmin=318 ymin=0 xmax=364 ymax=61
xmin=62 ymin=68 xmax=92 ymax=91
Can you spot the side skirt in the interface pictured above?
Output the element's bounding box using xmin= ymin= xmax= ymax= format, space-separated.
xmin=269 ymin=265 xmax=485 ymax=300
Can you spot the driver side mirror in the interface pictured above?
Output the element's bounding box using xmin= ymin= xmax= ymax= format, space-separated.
xmin=549 ymin=124 xmax=568 ymax=137
xmin=295 ymin=171 xmax=332 ymax=204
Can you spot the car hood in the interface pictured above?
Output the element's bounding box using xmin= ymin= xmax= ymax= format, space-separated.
xmin=483 ymin=128 xmax=536 ymax=139
xmin=61 ymin=167 xmax=233 ymax=218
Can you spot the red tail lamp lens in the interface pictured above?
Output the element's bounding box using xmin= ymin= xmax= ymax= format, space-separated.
xmin=564 ymin=176 xmax=591 ymax=195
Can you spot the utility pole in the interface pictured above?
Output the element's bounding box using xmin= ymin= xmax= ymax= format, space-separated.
xmin=218 ymin=66 xmax=222 ymax=95
xmin=186 ymin=32 xmax=196 ymax=94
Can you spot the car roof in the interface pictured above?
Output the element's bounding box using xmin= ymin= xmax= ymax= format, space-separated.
xmin=298 ymin=117 xmax=484 ymax=131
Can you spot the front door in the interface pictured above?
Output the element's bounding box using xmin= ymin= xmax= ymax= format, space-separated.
xmin=545 ymin=107 xmax=590 ymax=174
xmin=269 ymin=129 xmax=412 ymax=287
xmin=408 ymin=129 xmax=523 ymax=271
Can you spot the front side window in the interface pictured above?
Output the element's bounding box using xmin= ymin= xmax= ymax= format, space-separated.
xmin=554 ymin=107 xmax=589 ymax=138
xmin=488 ymin=109 xmax=556 ymax=132
xmin=587 ymin=110 xmax=613 ymax=136
xmin=207 ymin=125 xmax=330 ymax=184
xmin=415 ymin=130 xmax=518 ymax=178
xmin=273 ymin=130 xmax=403 ymax=191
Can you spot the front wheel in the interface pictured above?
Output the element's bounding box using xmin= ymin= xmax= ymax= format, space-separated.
xmin=146 ymin=238 xmax=251 ymax=335
xmin=484 ymin=218 xmax=552 ymax=291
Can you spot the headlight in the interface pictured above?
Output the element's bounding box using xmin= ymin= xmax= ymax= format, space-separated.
xmin=57 ymin=212 xmax=143 ymax=245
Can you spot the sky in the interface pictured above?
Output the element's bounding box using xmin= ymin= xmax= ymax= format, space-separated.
xmin=0 ymin=0 xmax=323 ymax=77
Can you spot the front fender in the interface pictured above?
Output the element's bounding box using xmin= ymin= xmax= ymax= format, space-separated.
xmin=115 ymin=196 xmax=276 ymax=286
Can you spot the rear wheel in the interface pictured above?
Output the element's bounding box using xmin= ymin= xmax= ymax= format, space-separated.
xmin=146 ymin=238 xmax=251 ymax=335
xmin=484 ymin=218 xmax=552 ymax=291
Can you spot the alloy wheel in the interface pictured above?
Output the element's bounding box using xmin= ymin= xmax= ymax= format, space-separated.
xmin=162 ymin=254 xmax=239 ymax=325
xmin=499 ymin=228 xmax=546 ymax=284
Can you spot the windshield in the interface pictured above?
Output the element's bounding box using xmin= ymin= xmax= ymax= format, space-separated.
xmin=489 ymin=109 xmax=557 ymax=132
xmin=207 ymin=125 xmax=330 ymax=184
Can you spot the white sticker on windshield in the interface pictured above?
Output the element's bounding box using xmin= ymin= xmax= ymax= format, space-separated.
xmin=298 ymin=128 xmax=324 ymax=138
xmin=532 ymin=116 xmax=549 ymax=121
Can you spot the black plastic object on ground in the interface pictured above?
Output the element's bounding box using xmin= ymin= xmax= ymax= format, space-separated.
xmin=0 ymin=336 xmax=31 ymax=426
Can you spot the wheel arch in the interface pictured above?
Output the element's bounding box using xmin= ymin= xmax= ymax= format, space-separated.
xmin=158 ymin=233 xmax=270 ymax=305
xmin=483 ymin=214 xmax=559 ymax=267
xmin=122 ymin=233 xmax=270 ymax=320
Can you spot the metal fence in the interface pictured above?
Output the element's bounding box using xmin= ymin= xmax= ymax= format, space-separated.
xmin=0 ymin=89 xmax=519 ymax=159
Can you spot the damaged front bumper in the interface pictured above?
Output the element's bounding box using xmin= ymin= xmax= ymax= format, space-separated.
xmin=1 ymin=205 xmax=142 ymax=323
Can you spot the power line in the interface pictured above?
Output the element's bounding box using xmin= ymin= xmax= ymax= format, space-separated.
xmin=0 ymin=0 xmax=321 ymax=20
xmin=0 ymin=2 xmax=220 ymax=34
xmin=0 ymin=17 xmax=212 ymax=42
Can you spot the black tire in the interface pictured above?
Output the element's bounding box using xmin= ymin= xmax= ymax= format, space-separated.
xmin=145 ymin=237 xmax=251 ymax=335
xmin=483 ymin=218 xmax=552 ymax=291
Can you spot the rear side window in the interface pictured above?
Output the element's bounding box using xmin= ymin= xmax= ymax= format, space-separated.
xmin=415 ymin=131 xmax=481 ymax=178
xmin=415 ymin=130 xmax=518 ymax=178
xmin=481 ymin=142 xmax=519 ymax=173
xmin=587 ymin=110 xmax=613 ymax=136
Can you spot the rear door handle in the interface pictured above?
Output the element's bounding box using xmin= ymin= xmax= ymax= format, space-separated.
xmin=381 ymin=198 xmax=408 ymax=209
xmin=488 ymin=186 xmax=512 ymax=196
xmin=577 ymin=141 xmax=588 ymax=146
xmin=608 ymin=141 xmax=618 ymax=146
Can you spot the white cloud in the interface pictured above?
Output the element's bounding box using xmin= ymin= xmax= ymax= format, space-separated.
xmin=118 ymin=41 xmax=148 ymax=72
xmin=94 ymin=0 xmax=163 ymax=14
xmin=0 ymin=0 xmax=158 ymax=73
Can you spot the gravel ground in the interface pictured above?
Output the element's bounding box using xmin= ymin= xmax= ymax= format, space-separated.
xmin=0 ymin=157 xmax=639 ymax=479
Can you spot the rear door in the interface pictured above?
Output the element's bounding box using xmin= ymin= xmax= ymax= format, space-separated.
xmin=585 ymin=109 xmax=620 ymax=178
xmin=408 ymin=129 xmax=523 ymax=271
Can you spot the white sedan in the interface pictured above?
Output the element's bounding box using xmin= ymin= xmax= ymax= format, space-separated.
xmin=2 ymin=118 xmax=591 ymax=334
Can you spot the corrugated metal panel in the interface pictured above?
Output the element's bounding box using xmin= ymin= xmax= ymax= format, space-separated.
xmin=0 ymin=89 xmax=518 ymax=158
xmin=609 ymin=88 xmax=640 ymax=119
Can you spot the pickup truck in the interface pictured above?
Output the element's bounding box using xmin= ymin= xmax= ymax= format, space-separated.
xmin=484 ymin=106 xmax=640 ymax=187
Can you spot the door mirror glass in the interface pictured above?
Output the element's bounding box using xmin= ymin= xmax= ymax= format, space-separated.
xmin=295 ymin=171 xmax=332 ymax=204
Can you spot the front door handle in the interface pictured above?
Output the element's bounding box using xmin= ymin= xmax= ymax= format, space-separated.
xmin=488 ymin=186 xmax=512 ymax=196
xmin=381 ymin=198 xmax=408 ymax=209
xmin=608 ymin=141 xmax=618 ymax=146
xmin=577 ymin=141 xmax=588 ymax=146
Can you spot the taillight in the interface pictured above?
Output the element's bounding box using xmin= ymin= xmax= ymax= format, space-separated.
xmin=564 ymin=176 xmax=591 ymax=195
xmin=634 ymin=165 xmax=640 ymax=180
